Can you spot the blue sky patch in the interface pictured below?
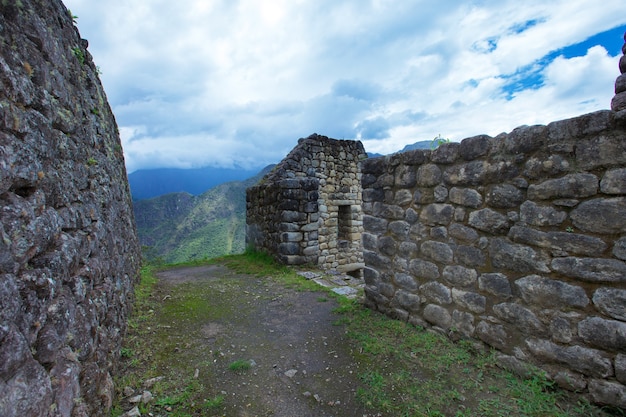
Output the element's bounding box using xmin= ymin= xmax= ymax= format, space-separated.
xmin=500 ymin=24 xmax=626 ymax=100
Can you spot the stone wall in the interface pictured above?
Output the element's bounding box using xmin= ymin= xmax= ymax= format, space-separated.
xmin=247 ymin=134 xmax=366 ymax=273
xmin=0 ymin=1 xmax=141 ymax=416
xmin=361 ymin=109 xmax=626 ymax=408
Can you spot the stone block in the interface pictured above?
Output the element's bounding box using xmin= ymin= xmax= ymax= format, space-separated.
xmin=454 ymin=245 xmax=486 ymax=268
xmin=551 ymin=257 xmax=626 ymax=283
xmin=515 ymin=275 xmax=589 ymax=309
xmin=388 ymin=221 xmax=410 ymax=240
xmin=442 ymin=265 xmax=477 ymax=287
xmin=519 ymin=201 xmax=566 ymax=226
xmin=468 ymin=208 xmax=510 ymax=234
xmin=451 ymin=310 xmax=475 ymax=337
xmin=478 ymin=273 xmax=512 ymax=299
xmin=431 ymin=142 xmax=459 ymax=164
xmin=393 ymin=273 xmax=418 ymax=292
xmin=476 ymin=321 xmax=509 ymax=350
xmin=449 ymin=223 xmax=479 ymax=243
xmin=416 ymin=164 xmax=442 ymax=186
xmin=302 ymin=245 xmax=319 ymax=256
xmin=614 ymin=237 xmax=626 ymax=261
xmin=419 ymin=281 xmax=452 ymax=305
xmin=398 ymin=242 xmax=418 ymax=259
xmin=495 ymin=354 xmax=537 ymax=379
xmin=430 ymin=226 xmax=448 ymax=239
xmin=278 ymin=199 xmax=300 ymax=211
xmin=281 ymin=232 xmax=303 ymax=242
xmin=364 ymin=286 xmax=391 ymax=307
xmin=363 ymin=188 xmax=385 ymax=202
xmin=300 ymin=222 xmax=319 ymax=232
xmin=459 ymin=134 xmax=491 ymax=160
xmin=489 ymin=238 xmax=550 ymax=274
xmin=451 ymin=289 xmax=486 ymax=313
xmin=419 ymin=203 xmax=454 ymax=226
xmin=380 ymin=204 xmax=405 ymax=220
xmin=423 ymin=304 xmax=452 ymax=329
xmin=420 ymin=241 xmax=453 ymax=264
xmin=363 ymin=250 xmax=392 ymax=270
xmin=278 ymin=242 xmax=300 ymax=255
xmin=363 ymin=266 xmax=379 ymax=286
xmin=550 ymin=316 xmax=573 ymax=343
xmin=281 ymin=210 xmax=306 ymax=223
xmin=278 ymin=179 xmax=302 ymax=189
xmin=394 ymin=164 xmax=416 ymax=188
xmin=553 ymin=370 xmax=587 ymax=392
xmin=592 ymin=288 xmax=626 ymax=321
xmin=486 ymin=184 xmax=524 ymax=208
xmin=409 ymin=258 xmax=440 ymax=280
xmin=617 ymin=354 xmax=626 ymax=384
xmin=393 ymin=289 xmax=421 ymax=312
xmin=493 ymin=302 xmax=546 ymax=335
xmin=393 ymin=189 xmax=413 ymax=206
xmin=579 ymin=317 xmax=626 ymax=352
xmin=588 ymin=380 xmax=626 ymax=409
xmin=363 ymin=215 xmax=388 ymax=234
xmin=570 ymin=197 xmax=626 ymax=234
xmin=404 ymin=207 xmax=418 ymax=224
xmin=527 ymin=173 xmax=598 ymax=200
xmin=508 ymin=226 xmax=607 ymax=257
xmin=601 ymin=168 xmax=626 ymax=194
xmin=378 ymin=236 xmax=397 ymax=257
xmin=449 ymin=187 xmax=483 ymax=208
xmin=526 ymin=338 xmax=613 ymax=378
xmin=434 ymin=185 xmax=448 ymax=202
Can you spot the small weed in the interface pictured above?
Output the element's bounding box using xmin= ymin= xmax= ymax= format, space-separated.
xmin=90 ymin=107 xmax=99 ymax=116
xmin=228 ymin=359 xmax=251 ymax=373
xmin=431 ymin=133 xmax=450 ymax=149
xmin=68 ymin=9 xmax=78 ymax=23
xmin=120 ymin=347 xmax=134 ymax=358
xmin=317 ymin=296 xmax=329 ymax=302
xmin=86 ymin=157 xmax=97 ymax=166
xmin=203 ymin=395 xmax=225 ymax=410
xmin=72 ymin=46 xmax=85 ymax=65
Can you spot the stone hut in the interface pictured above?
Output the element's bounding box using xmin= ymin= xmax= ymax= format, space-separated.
xmin=246 ymin=134 xmax=366 ymax=275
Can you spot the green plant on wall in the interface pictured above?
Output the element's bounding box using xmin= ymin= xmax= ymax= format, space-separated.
xmin=68 ymin=9 xmax=78 ymax=23
xmin=72 ymin=46 xmax=85 ymax=65
xmin=431 ymin=134 xmax=450 ymax=149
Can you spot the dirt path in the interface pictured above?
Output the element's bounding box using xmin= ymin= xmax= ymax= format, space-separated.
xmin=151 ymin=264 xmax=375 ymax=417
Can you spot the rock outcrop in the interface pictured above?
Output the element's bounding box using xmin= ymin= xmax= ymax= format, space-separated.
xmin=0 ymin=1 xmax=141 ymax=416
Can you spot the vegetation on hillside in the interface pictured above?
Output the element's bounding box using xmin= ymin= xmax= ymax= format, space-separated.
xmin=134 ymin=169 xmax=270 ymax=264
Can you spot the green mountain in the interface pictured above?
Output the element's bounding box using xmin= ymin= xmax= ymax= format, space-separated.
xmin=134 ymin=166 xmax=273 ymax=264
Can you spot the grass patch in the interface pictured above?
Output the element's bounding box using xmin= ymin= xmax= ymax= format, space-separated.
xmin=334 ymin=302 xmax=615 ymax=416
xmin=227 ymin=359 xmax=251 ymax=373
xmin=113 ymin=254 xmax=619 ymax=417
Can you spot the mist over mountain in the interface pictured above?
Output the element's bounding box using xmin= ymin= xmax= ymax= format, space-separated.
xmin=134 ymin=166 xmax=274 ymax=263
xmin=128 ymin=166 xmax=260 ymax=200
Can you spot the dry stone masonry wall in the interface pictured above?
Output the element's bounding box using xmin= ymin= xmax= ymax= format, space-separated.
xmin=247 ymin=134 xmax=366 ymax=273
xmin=362 ymin=107 xmax=626 ymax=407
xmin=1 ymin=1 xmax=141 ymax=416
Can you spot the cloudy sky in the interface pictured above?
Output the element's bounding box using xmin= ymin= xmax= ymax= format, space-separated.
xmin=63 ymin=0 xmax=626 ymax=174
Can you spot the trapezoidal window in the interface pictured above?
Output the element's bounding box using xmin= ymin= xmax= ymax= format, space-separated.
xmin=337 ymin=205 xmax=352 ymax=241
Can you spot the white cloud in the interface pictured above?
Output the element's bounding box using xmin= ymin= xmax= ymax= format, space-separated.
xmin=64 ymin=0 xmax=626 ymax=172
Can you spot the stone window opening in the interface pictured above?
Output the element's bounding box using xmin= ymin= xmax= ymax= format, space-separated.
xmin=337 ymin=205 xmax=352 ymax=248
